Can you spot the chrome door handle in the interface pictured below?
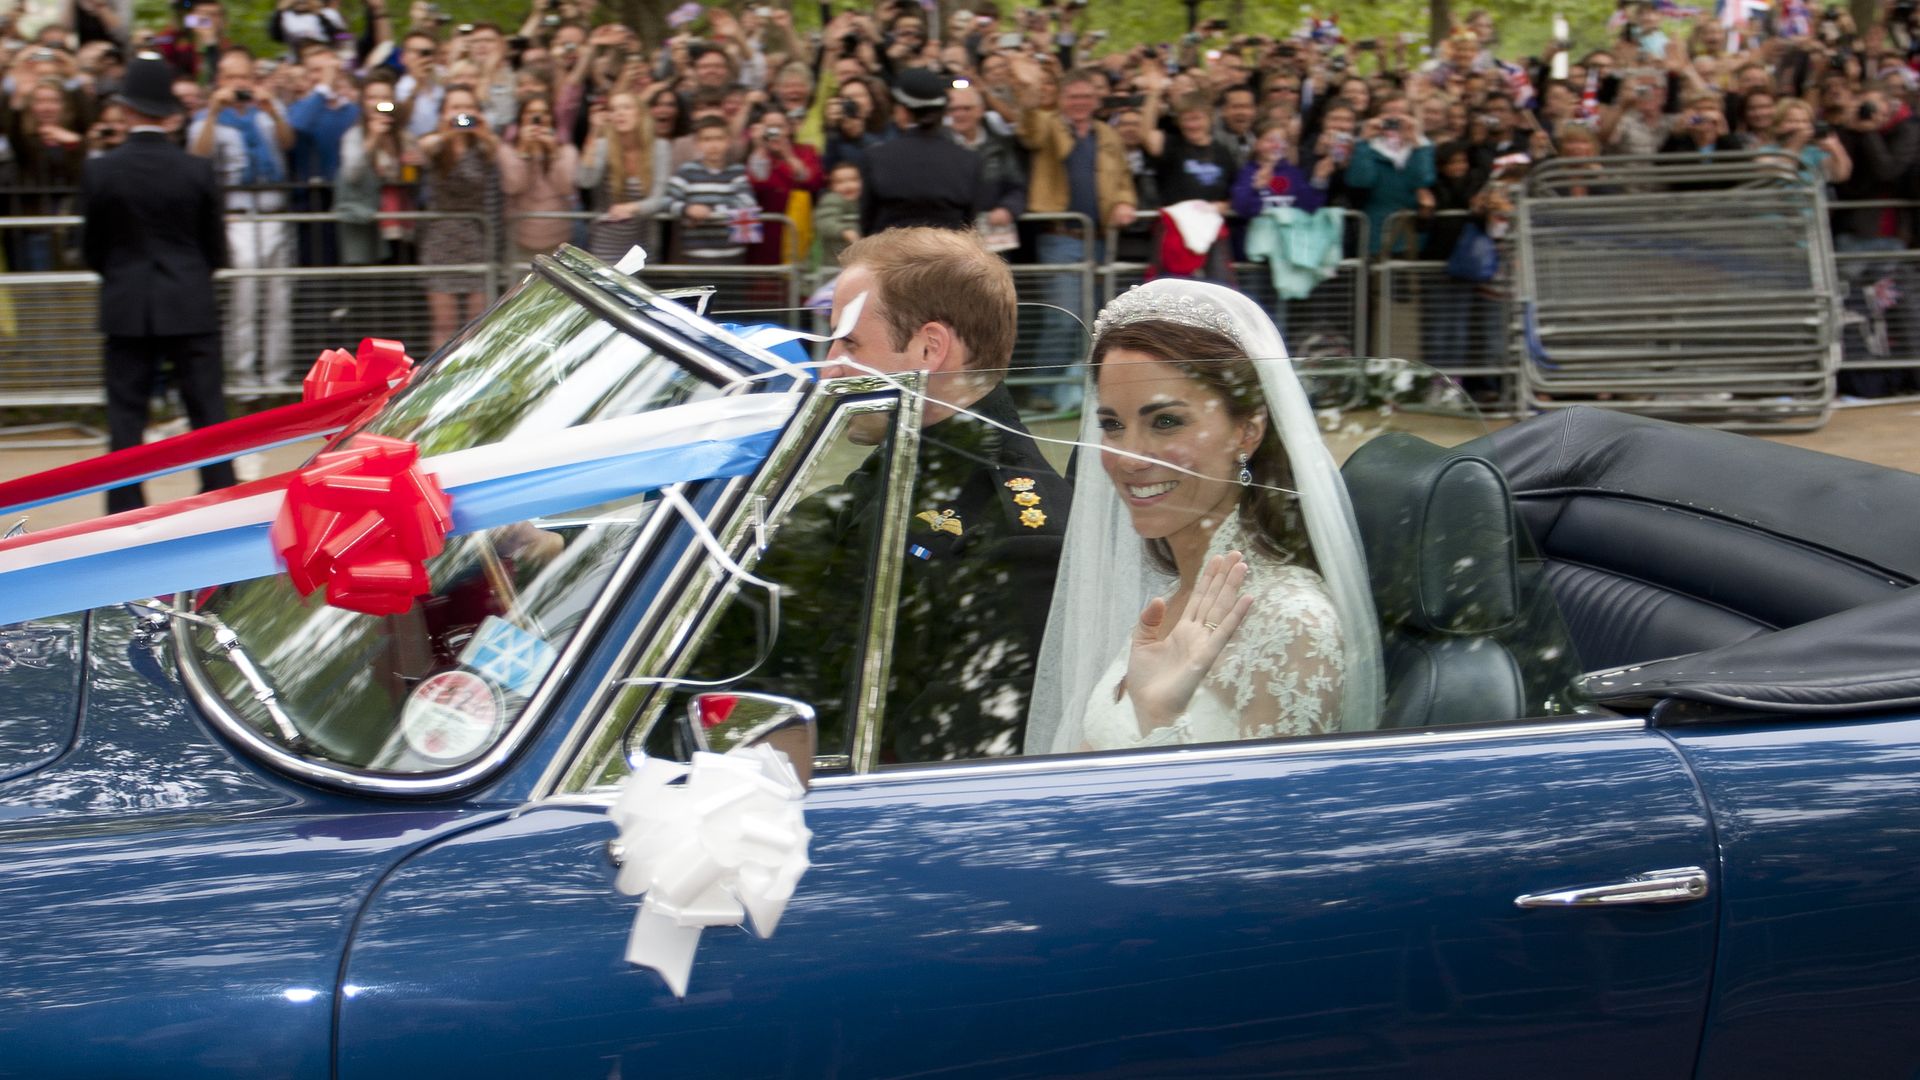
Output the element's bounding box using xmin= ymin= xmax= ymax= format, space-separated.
xmin=1514 ymin=866 xmax=1709 ymax=909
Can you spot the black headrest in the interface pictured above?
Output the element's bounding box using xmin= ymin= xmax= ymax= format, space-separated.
xmin=1343 ymin=434 xmax=1520 ymax=635
xmin=1483 ymin=407 xmax=1920 ymax=584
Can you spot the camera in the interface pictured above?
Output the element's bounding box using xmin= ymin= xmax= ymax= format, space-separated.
xmin=453 ymin=113 xmax=476 ymax=128
xmin=835 ymin=96 xmax=860 ymax=119
xmin=762 ymin=125 xmax=785 ymax=141
xmin=1857 ymin=100 xmax=1876 ymax=121
xmin=625 ymin=51 xmax=643 ymax=62
xmin=456 ymin=22 xmax=474 ymax=34
xmin=1354 ymin=38 xmax=1378 ymax=50
xmin=1200 ymin=17 xmax=1229 ymax=32
xmin=995 ymin=30 xmax=1023 ymax=49
xmin=374 ymin=100 xmax=396 ymax=113
xmin=1382 ymin=117 xmax=1402 ymax=131
xmin=1813 ymin=120 xmax=1832 ymax=139
xmin=542 ymin=14 xmax=561 ymax=27
xmin=233 ymin=88 xmax=253 ymax=102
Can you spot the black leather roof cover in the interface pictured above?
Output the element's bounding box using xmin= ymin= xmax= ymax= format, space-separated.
xmin=1479 ymin=408 xmax=1920 ymax=714
xmin=1483 ymin=407 xmax=1920 ymax=583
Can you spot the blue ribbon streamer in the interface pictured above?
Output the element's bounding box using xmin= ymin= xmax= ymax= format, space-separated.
xmin=0 ymin=427 xmax=781 ymax=627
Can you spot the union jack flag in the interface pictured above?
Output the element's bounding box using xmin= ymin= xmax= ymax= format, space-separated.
xmin=1496 ymin=58 xmax=1536 ymax=108
xmin=727 ymin=208 xmax=764 ymax=246
xmin=1716 ymin=0 xmax=1772 ymax=48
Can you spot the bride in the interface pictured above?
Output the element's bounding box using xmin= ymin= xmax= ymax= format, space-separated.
xmin=1027 ymin=280 xmax=1382 ymax=752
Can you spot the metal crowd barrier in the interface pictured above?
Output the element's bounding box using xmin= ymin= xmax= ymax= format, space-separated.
xmin=1825 ymin=199 xmax=1920 ymax=402
xmin=1515 ymin=153 xmax=1840 ymax=431
xmin=0 ymin=212 xmax=495 ymax=419
xmin=1371 ymin=209 xmax=1523 ymax=417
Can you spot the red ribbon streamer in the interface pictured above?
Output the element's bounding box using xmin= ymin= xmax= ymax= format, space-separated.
xmin=0 ymin=339 xmax=415 ymax=518
xmin=270 ymin=434 xmax=453 ymax=616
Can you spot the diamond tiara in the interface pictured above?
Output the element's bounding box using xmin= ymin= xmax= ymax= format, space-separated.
xmin=1092 ymin=286 xmax=1246 ymax=347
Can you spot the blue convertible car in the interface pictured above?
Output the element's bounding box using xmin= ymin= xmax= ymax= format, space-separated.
xmin=3 ymin=247 xmax=1918 ymax=1078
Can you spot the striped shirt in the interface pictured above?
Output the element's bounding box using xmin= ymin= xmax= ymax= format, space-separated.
xmin=666 ymin=160 xmax=756 ymax=260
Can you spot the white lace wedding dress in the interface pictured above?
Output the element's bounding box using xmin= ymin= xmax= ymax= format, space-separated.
xmin=1078 ymin=513 xmax=1348 ymax=750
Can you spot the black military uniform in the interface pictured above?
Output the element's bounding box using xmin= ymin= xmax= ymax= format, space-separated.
xmin=80 ymin=54 xmax=234 ymax=514
xmin=860 ymin=68 xmax=987 ymax=235
xmin=701 ymin=383 xmax=1070 ymax=763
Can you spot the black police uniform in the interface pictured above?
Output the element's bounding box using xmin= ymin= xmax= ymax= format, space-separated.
xmin=81 ymin=120 xmax=234 ymax=513
xmin=701 ymin=383 xmax=1070 ymax=763
xmin=859 ymin=124 xmax=989 ymax=234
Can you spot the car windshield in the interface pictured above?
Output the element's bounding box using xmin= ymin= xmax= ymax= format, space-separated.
xmin=187 ymin=271 xmax=731 ymax=777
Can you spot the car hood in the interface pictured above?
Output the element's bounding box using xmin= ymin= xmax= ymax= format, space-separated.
xmin=0 ymin=613 xmax=84 ymax=784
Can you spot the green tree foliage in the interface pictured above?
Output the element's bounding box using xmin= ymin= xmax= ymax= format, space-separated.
xmin=134 ymin=0 xmax=1634 ymax=70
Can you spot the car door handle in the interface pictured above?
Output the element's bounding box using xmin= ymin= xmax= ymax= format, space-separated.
xmin=1514 ymin=866 xmax=1710 ymax=909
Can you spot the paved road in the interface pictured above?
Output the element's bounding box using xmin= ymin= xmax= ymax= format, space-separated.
xmin=1 ymin=402 xmax=1914 ymax=532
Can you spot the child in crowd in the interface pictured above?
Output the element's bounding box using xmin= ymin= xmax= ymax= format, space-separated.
xmin=666 ymin=115 xmax=756 ymax=264
xmin=812 ymin=161 xmax=862 ymax=265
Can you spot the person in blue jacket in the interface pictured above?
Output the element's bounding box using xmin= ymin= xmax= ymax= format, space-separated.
xmin=1343 ymin=97 xmax=1435 ymax=256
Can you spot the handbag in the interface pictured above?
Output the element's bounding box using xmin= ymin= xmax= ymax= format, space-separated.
xmin=1446 ymin=222 xmax=1500 ymax=284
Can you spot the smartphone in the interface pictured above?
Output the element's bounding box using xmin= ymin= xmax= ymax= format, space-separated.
xmin=1596 ymin=73 xmax=1622 ymax=106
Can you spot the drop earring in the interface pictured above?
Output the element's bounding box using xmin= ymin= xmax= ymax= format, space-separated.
xmin=1237 ymin=453 xmax=1252 ymax=487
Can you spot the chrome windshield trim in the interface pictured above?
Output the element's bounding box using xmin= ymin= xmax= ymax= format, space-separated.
xmin=812 ymin=716 xmax=1648 ymax=788
xmin=541 ymin=376 xmax=908 ymax=796
xmin=552 ymin=717 xmax=1648 ymax=804
xmin=849 ymin=379 xmax=922 ymax=774
xmin=532 ymin=252 xmax=749 ymax=386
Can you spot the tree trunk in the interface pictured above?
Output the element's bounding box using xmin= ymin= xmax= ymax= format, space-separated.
xmin=1429 ymin=0 xmax=1452 ymax=51
xmin=626 ymin=0 xmax=666 ymax=48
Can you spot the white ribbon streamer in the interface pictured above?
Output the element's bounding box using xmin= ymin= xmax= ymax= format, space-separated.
xmin=607 ymin=744 xmax=812 ymax=997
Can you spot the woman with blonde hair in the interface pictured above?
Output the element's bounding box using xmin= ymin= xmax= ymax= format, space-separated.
xmin=578 ymin=90 xmax=672 ymax=263
xmin=1765 ymin=97 xmax=1852 ymax=184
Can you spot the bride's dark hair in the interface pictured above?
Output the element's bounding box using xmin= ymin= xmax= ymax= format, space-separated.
xmin=1092 ymin=319 xmax=1317 ymax=576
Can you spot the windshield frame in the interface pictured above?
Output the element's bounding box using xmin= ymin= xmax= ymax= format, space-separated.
xmin=174 ymin=249 xmax=802 ymax=797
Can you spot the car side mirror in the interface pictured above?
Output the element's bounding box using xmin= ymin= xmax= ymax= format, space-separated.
xmin=686 ymin=691 xmax=817 ymax=789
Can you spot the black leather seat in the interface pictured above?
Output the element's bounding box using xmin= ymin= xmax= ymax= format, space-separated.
xmin=1474 ymin=408 xmax=1920 ymax=673
xmin=1342 ymin=433 xmax=1531 ymax=729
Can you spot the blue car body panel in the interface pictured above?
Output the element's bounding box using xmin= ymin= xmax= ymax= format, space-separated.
xmin=0 ymin=614 xmax=506 ymax=1080
xmin=1673 ymin=715 xmax=1920 ymax=1080
xmin=339 ymin=726 xmax=1717 ymax=1079
xmin=0 ymin=614 xmax=84 ymax=782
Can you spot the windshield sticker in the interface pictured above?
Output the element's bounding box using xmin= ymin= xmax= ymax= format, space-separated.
xmin=402 ymin=670 xmax=504 ymax=764
xmin=458 ymin=615 xmax=558 ymax=697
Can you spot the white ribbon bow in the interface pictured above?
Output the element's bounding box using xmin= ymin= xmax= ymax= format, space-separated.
xmin=608 ymin=744 xmax=813 ymax=997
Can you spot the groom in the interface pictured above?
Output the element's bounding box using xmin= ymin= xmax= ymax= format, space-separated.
xmin=782 ymin=228 xmax=1072 ymax=764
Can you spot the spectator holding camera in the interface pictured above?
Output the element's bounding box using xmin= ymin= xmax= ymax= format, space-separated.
xmin=415 ymin=84 xmax=500 ymax=345
xmin=1345 ymin=97 xmax=1435 ymax=254
xmin=334 ymin=77 xmax=413 ymax=265
xmin=189 ymin=48 xmax=294 ymax=386
xmin=498 ymin=93 xmax=577 ymax=261
xmin=1230 ymin=119 xmax=1326 ymax=217
xmin=745 ymin=110 xmax=818 ymax=262
xmin=823 ymin=76 xmax=887 ymax=173
xmin=1764 ymin=97 xmax=1851 ymax=183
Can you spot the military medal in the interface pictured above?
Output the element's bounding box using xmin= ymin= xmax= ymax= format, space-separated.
xmin=1005 ymin=477 xmax=1046 ymax=529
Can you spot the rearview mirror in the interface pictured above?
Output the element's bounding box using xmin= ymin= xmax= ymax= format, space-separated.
xmin=686 ymin=691 xmax=816 ymax=788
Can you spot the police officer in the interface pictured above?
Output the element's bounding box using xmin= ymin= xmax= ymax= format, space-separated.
xmin=81 ymin=53 xmax=234 ymax=514
xmin=859 ymin=67 xmax=988 ymax=234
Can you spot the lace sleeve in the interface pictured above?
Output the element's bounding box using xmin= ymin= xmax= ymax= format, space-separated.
xmin=1195 ymin=566 xmax=1346 ymax=742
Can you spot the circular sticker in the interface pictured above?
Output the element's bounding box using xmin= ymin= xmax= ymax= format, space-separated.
xmin=401 ymin=670 xmax=503 ymax=764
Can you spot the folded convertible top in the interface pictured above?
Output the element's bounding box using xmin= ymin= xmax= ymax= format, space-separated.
xmin=1480 ymin=409 xmax=1920 ymax=716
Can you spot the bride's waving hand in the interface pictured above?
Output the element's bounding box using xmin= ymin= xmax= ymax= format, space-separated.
xmin=1124 ymin=552 xmax=1255 ymax=732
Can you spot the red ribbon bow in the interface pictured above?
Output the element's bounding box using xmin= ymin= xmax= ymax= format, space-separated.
xmin=270 ymin=435 xmax=454 ymax=616
xmin=303 ymin=338 xmax=414 ymax=403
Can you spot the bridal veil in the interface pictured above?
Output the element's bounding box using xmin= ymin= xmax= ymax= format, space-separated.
xmin=1024 ymin=279 xmax=1384 ymax=753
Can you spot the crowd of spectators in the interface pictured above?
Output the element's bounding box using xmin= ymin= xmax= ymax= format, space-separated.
xmin=2 ymin=0 xmax=1919 ymax=394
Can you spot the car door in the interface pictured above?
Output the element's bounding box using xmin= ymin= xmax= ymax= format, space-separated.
xmin=336 ymin=386 xmax=1721 ymax=1079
